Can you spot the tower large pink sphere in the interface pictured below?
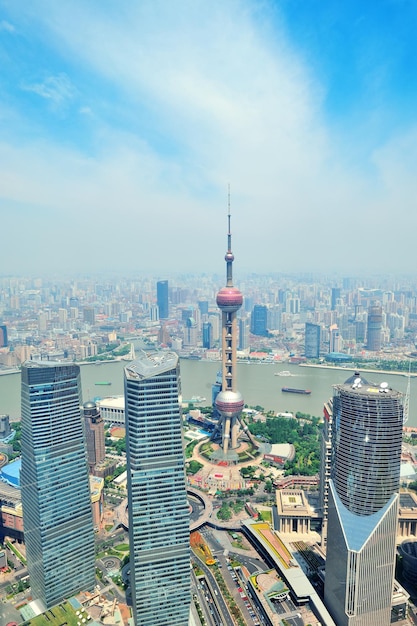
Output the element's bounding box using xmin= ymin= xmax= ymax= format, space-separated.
xmin=216 ymin=286 xmax=243 ymax=313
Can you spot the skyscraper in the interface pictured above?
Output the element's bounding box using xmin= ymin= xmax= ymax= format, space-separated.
xmin=331 ymin=287 xmax=341 ymax=311
xmin=251 ymin=304 xmax=268 ymax=336
xmin=215 ymin=205 xmax=244 ymax=458
xmin=305 ymin=322 xmax=321 ymax=358
xmin=366 ymin=303 xmax=383 ymax=351
xmin=157 ymin=280 xmax=169 ymax=319
xmin=202 ymin=321 xmax=213 ymax=349
xmin=238 ymin=316 xmax=250 ymax=351
xmin=324 ymin=373 xmax=403 ymax=626
xmin=124 ymin=351 xmax=190 ymax=626
xmin=82 ymin=400 xmax=105 ymax=470
xmin=0 ymin=324 xmax=8 ymax=347
xmin=21 ymin=361 xmax=95 ymax=610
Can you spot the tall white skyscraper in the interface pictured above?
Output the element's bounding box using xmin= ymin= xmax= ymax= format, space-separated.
xmin=124 ymin=352 xmax=190 ymax=626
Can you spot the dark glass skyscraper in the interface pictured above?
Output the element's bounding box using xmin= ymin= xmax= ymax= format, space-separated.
xmin=21 ymin=361 xmax=95 ymax=610
xmin=251 ymin=304 xmax=268 ymax=336
xmin=202 ymin=321 xmax=213 ymax=348
xmin=331 ymin=287 xmax=341 ymax=311
xmin=157 ymin=280 xmax=169 ymax=319
xmin=324 ymin=373 xmax=403 ymax=625
xmin=82 ymin=400 xmax=105 ymax=470
xmin=124 ymin=352 xmax=190 ymax=626
xmin=0 ymin=324 xmax=8 ymax=347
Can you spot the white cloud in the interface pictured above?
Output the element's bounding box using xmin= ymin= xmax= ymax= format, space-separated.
xmin=0 ymin=19 xmax=15 ymax=32
xmin=1 ymin=1 xmax=416 ymax=274
xmin=21 ymin=73 xmax=76 ymax=108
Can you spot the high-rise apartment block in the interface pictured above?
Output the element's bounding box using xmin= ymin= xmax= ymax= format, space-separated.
xmin=83 ymin=306 xmax=96 ymax=326
xmin=238 ymin=316 xmax=250 ymax=351
xmin=367 ymin=304 xmax=383 ymax=351
xmin=324 ymin=373 xmax=403 ymax=625
xmin=305 ymin=322 xmax=321 ymax=358
xmin=329 ymin=324 xmax=342 ymax=353
xmin=21 ymin=361 xmax=95 ymax=609
xmin=157 ymin=280 xmax=169 ymax=319
xmin=124 ymin=352 xmax=190 ymax=626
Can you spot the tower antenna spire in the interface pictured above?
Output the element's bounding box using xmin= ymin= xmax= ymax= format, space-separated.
xmin=228 ymin=183 xmax=231 ymax=245
xmin=225 ymin=184 xmax=234 ymax=287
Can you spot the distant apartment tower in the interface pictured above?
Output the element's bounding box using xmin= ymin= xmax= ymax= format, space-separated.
xmin=198 ymin=300 xmax=209 ymax=315
xmin=0 ymin=324 xmax=8 ymax=347
xmin=82 ymin=400 xmax=106 ymax=470
xmin=149 ymin=304 xmax=159 ymax=322
xmin=58 ymin=308 xmax=68 ymax=328
xmin=0 ymin=414 xmax=12 ymax=441
xmin=305 ymin=323 xmax=321 ymax=358
xmin=157 ymin=280 xmax=169 ymax=319
xmin=268 ymin=305 xmax=281 ymax=331
xmin=329 ymin=325 xmax=342 ymax=353
xmin=21 ymin=361 xmax=95 ymax=609
xmin=251 ymin=305 xmax=268 ymax=336
xmin=367 ymin=304 xmax=383 ymax=351
xmin=124 ymin=352 xmax=190 ymax=626
xmin=38 ymin=311 xmax=48 ymax=333
xmin=83 ymin=306 xmax=96 ymax=326
xmin=324 ymin=373 xmax=403 ymax=626
xmin=183 ymin=316 xmax=198 ymax=347
xmin=208 ymin=313 xmax=220 ymax=342
xmin=287 ymin=297 xmax=300 ymax=314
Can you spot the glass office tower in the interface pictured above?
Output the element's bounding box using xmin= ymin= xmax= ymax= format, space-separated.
xmin=21 ymin=361 xmax=95 ymax=609
xmin=124 ymin=352 xmax=190 ymax=626
xmin=156 ymin=280 xmax=169 ymax=319
xmin=324 ymin=373 xmax=403 ymax=626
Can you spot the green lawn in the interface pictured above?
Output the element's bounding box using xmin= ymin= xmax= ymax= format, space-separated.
xmin=113 ymin=543 xmax=129 ymax=552
xmin=22 ymin=601 xmax=83 ymax=626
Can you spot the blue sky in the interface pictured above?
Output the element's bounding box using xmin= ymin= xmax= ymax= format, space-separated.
xmin=1 ymin=0 xmax=416 ymax=276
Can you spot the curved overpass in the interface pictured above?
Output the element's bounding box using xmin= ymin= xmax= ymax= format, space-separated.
xmin=114 ymin=488 xmax=213 ymax=533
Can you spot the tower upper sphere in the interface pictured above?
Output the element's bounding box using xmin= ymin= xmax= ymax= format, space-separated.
xmin=216 ymin=286 xmax=243 ymax=312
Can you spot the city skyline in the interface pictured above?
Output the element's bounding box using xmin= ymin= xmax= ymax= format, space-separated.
xmin=1 ymin=1 xmax=417 ymax=275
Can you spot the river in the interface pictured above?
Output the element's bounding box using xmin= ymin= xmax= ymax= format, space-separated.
xmin=1 ymin=359 xmax=416 ymax=425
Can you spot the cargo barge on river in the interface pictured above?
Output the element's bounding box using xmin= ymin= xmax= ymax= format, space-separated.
xmin=281 ymin=387 xmax=311 ymax=395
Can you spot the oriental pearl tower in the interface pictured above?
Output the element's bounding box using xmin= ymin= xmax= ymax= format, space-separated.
xmin=214 ymin=198 xmax=245 ymax=459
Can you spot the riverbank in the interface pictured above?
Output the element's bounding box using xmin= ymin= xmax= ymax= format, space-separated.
xmin=0 ymin=368 xmax=20 ymax=376
xmin=299 ymin=363 xmax=417 ymax=378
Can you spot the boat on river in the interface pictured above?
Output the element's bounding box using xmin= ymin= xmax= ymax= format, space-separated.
xmin=274 ymin=370 xmax=292 ymax=377
xmin=281 ymin=387 xmax=311 ymax=395
xmin=95 ymin=381 xmax=112 ymax=386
